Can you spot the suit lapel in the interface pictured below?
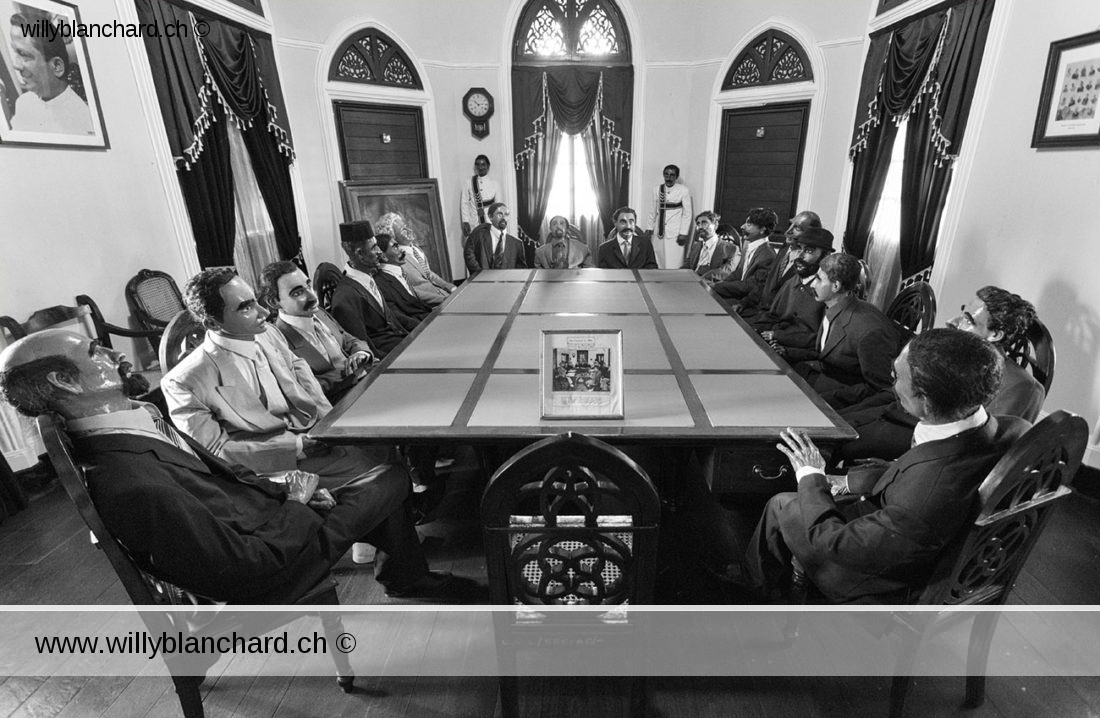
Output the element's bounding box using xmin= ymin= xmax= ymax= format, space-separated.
xmin=872 ymin=418 xmax=999 ymax=495
xmin=275 ymin=319 xmax=332 ymax=373
xmin=821 ymin=305 xmax=851 ymax=357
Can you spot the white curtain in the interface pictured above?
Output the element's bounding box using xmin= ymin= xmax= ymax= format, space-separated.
xmin=226 ymin=120 xmax=279 ymax=291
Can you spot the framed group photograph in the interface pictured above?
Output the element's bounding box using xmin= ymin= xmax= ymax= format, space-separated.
xmin=1032 ymin=30 xmax=1100 ymax=149
xmin=0 ymin=0 xmax=108 ymax=148
xmin=540 ymin=329 xmax=624 ymax=420
xmin=340 ymin=178 xmax=453 ymax=282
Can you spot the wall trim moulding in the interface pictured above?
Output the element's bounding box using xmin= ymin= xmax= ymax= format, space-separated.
xmin=421 ymin=61 xmax=502 ymax=70
xmin=644 ymin=59 xmax=724 ymax=70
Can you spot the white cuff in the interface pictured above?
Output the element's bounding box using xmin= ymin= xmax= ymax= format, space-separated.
xmin=796 ymin=466 xmax=825 ymax=482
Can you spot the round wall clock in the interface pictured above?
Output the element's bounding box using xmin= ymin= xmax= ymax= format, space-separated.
xmin=462 ymin=87 xmax=494 ymax=139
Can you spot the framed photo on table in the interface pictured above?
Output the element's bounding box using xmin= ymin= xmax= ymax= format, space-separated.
xmin=0 ymin=0 xmax=109 ymax=149
xmin=541 ymin=329 xmax=624 ymax=420
xmin=1032 ymin=30 xmax=1100 ymax=148
xmin=340 ymin=179 xmax=453 ymax=282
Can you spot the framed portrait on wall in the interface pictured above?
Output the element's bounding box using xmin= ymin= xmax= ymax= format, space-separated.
xmin=0 ymin=0 xmax=108 ymax=149
xmin=1032 ymin=30 xmax=1100 ymax=148
xmin=540 ymin=329 xmax=624 ymax=420
xmin=339 ymin=179 xmax=453 ymax=282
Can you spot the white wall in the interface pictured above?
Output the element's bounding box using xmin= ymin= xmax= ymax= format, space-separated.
xmin=933 ymin=0 xmax=1100 ymax=464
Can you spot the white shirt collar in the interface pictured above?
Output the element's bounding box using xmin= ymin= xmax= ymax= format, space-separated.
xmin=701 ymin=235 xmax=718 ymax=250
xmin=344 ymin=263 xmax=376 ymax=287
xmin=380 ymin=263 xmax=405 ymax=280
xmin=279 ymin=312 xmax=318 ymax=334
xmin=206 ymin=330 xmax=260 ymax=359
xmin=745 ymin=236 xmax=769 ymax=253
xmin=67 ymin=402 xmax=162 ymax=437
xmin=913 ymin=406 xmax=989 ymax=447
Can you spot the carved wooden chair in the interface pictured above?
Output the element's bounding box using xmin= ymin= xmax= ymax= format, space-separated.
xmin=38 ymin=415 xmax=355 ymax=718
xmin=785 ymin=410 xmax=1088 ymax=717
xmin=158 ymin=310 xmax=206 ymax=373
xmin=1 ymin=297 xmax=161 ymax=351
xmin=1005 ymin=317 xmax=1056 ymax=395
xmin=481 ymin=433 xmax=660 ymax=718
xmin=125 ymin=269 xmax=186 ymax=352
xmin=885 ymin=282 xmax=937 ymax=337
xmin=314 ymin=263 xmax=345 ymax=313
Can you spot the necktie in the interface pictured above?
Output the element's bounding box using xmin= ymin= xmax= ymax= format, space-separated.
xmin=697 ymin=242 xmax=713 ymax=270
xmin=362 ymin=274 xmax=383 ymax=306
xmin=492 ymin=232 xmax=505 ymax=269
xmin=154 ymin=416 xmax=197 ymax=457
xmin=313 ymin=316 xmax=347 ymax=374
xmin=552 ymin=242 xmax=566 ymax=269
xmin=819 ymin=315 xmax=831 ymax=352
xmin=252 ymin=348 xmax=291 ymax=418
xmin=621 ymin=240 xmax=631 ymax=260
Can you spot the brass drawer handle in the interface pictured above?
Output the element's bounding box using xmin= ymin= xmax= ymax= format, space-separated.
xmin=752 ymin=464 xmax=790 ymax=480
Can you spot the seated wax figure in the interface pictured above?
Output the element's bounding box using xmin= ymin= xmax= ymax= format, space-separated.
xmin=788 ymin=253 xmax=901 ymax=410
xmin=535 ymin=215 xmax=594 ymax=269
xmin=710 ymin=208 xmax=779 ymax=301
xmin=597 ymin=207 xmax=659 ymax=269
xmin=750 ymin=226 xmax=835 ymax=357
xmin=375 ymin=212 xmax=455 ymax=307
xmin=735 ymin=210 xmax=822 ymax=320
xmin=745 ymin=329 xmax=1029 ymax=603
xmin=834 ymin=285 xmax=1044 ymax=467
xmin=681 ymin=210 xmax=739 ymax=282
xmin=374 ymin=233 xmax=435 ymax=324
xmin=330 ymin=221 xmax=415 ymax=358
xmin=464 ymin=202 xmax=528 ymax=274
xmin=0 ymin=330 xmax=461 ymax=600
xmin=258 ymin=260 xmax=375 ymax=402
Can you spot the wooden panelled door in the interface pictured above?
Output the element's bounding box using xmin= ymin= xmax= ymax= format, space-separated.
xmin=714 ymin=101 xmax=810 ymax=237
xmin=334 ymin=101 xmax=428 ymax=180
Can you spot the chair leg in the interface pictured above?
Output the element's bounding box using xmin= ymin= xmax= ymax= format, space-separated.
xmin=498 ymin=676 xmax=520 ymax=718
xmin=964 ymin=611 xmax=1000 ymax=708
xmin=890 ymin=628 xmax=926 ymax=718
xmin=319 ymin=610 xmax=355 ymax=692
xmin=171 ymin=675 xmax=205 ymax=718
xmin=629 ymin=675 xmax=647 ymax=718
xmin=782 ymin=560 xmax=808 ymax=642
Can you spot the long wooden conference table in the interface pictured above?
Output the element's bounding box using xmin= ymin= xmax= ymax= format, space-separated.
xmin=312 ymin=268 xmax=855 ymax=494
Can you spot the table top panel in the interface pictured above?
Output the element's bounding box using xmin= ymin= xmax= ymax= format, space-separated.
xmin=533 ymin=268 xmax=635 ymax=282
xmin=664 ymin=316 xmax=779 ymax=371
xmin=468 ymin=374 xmax=693 ymax=428
xmin=440 ymin=282 xmax=525 ymax=314
xmin=495 ymin=314 xmax=670 ymax=370
xmin=638 ymin=269 xmax=700 ymax=282
xmin=330 ymin=373 xmax=475 ymax=428
xmin=519 ymin=281 xmax=647 ymax=314
xmin=388 ymin=315 xmax=507 ymax=370
xmin=645 ymin=282 xmax=728 ymax=315
xmin=468 ymin=269 xmax=531 ymax=282
xmin=691 ymin=374 xmax=835 ymax=428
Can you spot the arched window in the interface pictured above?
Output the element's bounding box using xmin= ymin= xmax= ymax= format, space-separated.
xmin=722 ymin=29 xmax=812 ymax=90
xmin=513 ymin=0 xmax=630 ymax=65
xmin=328 ymin=28 xmax=422 ymax=89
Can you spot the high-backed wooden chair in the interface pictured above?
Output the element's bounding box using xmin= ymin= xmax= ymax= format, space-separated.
xmin=38 ymin=415 xmax=355 ymax=718
xmin=885 ymin=282 xmax=937 ymax=337
xmin=314 ymin=263 xmax=345 ymax=313
xmin=481 ymin=433 xmax=660 ymax=718
xmin=159 ymin=310 xmax=206 ymax=373
xmin=1 ymin=297 xmax=161 ymax=351
xmin=785 ymin=410 xmax=1088 ymax=717
xmin=126 ymin=269 xmax=186 ymax=351
xmin=1005 ymin=317 xmax=1056 ymax=395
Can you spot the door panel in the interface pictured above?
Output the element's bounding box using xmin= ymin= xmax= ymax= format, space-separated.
xmin=334 ymin=101 xmax=427 ymax=180
xmin=714 ymin=101 xmax=810 ymax=238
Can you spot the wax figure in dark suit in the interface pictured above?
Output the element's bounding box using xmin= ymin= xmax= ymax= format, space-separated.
xmin=464 ymin=202 xmax=527 ymax=274
xmin=682 ymin=210 xmax=739 ymax=281
xmin=597 ymin=206 xmax=659 ymax=269
xmin=0 ymin=330 xmax=460 ymax=600
xmin=736 ymin=210 xmax=821 ymax=320
xmin=834 ymin=286 xmax=1045 ymax=466
xmin=534 ymin=215 xmax=595 ymax=269
xmin=330 ymin=221 xmax=414 ymax=358
xmin=789 ymin=253 xmax=900 ymax=410
xmin=258 ymin=261 xmax=375 ymax=402
xmin=751 ymin=226 xmax=834 ymax=357
xmin=374 ymin=233 xmax=434 ymax=324
xmin=746 ymin=330 xmax=1029 ymax=603
xmin=712 ymin=208 xmax=779 ymax=299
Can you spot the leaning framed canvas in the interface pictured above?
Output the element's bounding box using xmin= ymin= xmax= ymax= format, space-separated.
xmin=1032 ymin=30 xmax=1100 ymax=148
xmin=0 ymin=0 xmax=108 ymax=148
xmin=340 ymin=179 xmax=453 ymax=282
xmin=540 ymin=329 xmax=624 ymax=420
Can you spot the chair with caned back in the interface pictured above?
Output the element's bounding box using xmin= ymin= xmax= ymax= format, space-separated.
xmin=481 ymin=433 xmax=660 ymax=718
xmin=885 ymin=282 xmax=937 ymax=337
xmin=1005 ymin=318 xmax=1056 ymax=395
xmin=126 ymin=269 xmax=186 ymax=351
xmin=314 ymin=263 xmax=345 ymax=313
xmin=37 ymin=414 xmax=355 ymax=718
xmin=784 ymin=410 xmax=1088 ymax=718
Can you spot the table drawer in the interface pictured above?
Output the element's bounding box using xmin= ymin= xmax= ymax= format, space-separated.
xmin=711 ymin=445 xmax=796 ymax=494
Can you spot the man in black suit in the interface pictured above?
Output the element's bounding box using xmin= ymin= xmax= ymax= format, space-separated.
xmin=750 ymin=226 xmax=834 ymax=357
xmin=737 ymin=210 xmax=821 ymax=320
xmin=330 ymin=221 xmax=414 ymax=358
xmin=597 ymin=206 xmax=659 ymax=269
xmin=463 ymin=202 xmax=527 ymax=275
xmin=0 ymin=330 xmax=463 ymax=601
xmin=711 ymin=207 xmax=780 ymax=302
xmin=745 ymin=329 xmax=1028 ymax=603
xmin=374 ymin=233 xmax=434 ymax=324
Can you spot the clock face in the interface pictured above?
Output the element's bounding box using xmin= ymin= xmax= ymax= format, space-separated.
xmin=466 ymin=92 xmax=491 ymax=118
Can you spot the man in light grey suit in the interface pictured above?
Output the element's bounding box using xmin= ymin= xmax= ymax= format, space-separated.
xmin=258 ymin=261 xmax=375 ymax=402
xmin=534 ymin=215 xmax=594 ymax=269
xmin=375 ymin=212 xmax=455 ymax=306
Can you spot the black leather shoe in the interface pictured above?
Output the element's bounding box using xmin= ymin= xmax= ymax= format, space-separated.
xmin=385 ymin=571 xmax=455 ymax=599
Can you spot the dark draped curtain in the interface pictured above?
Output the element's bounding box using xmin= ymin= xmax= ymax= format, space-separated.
xmin=844 ymin=0 xmax=995 ymax=282
xmin=136 ymin=0 xmax=299 ymax=267
xmin=512 ymin=64 xmax=633 ymax=252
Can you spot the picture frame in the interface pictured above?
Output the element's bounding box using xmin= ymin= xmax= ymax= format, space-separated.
xmin=540 ymin=329 xmax=624 ymax=420
xmin=0 ymin=0 xmax=108 ymax=149
xmin=1031 ymin=30 xmax=1100 ymax=149
xmin=340 ymin=178 xmax=453 ymax=282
